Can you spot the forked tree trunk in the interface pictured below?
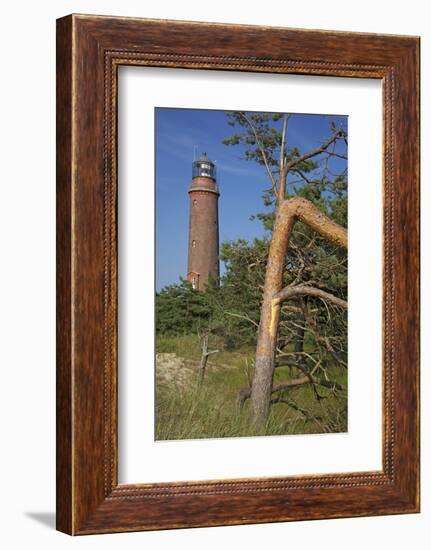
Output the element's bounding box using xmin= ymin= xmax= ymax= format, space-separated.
xmin=249 ymin=197 xmax=348 ymax=423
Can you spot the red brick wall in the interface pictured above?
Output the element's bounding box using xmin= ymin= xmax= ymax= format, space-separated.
xmin=187 ymin=176 xmax=219 ymax=290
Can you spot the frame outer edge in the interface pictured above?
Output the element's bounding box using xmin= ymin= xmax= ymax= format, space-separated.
xmin=56 ymin=14 xmax=421 ymax=535
xmin=392 ymin=38 xmax=420 ymax=510
xmin=56 ymin=14 xmax=74 ymax=535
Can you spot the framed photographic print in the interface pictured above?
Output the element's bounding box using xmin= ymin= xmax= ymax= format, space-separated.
xmin=56 ymin=14 xmax=420 ymax=534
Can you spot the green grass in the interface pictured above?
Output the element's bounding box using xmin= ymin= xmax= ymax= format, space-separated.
xmin=156 ymin=334 xmax=203 ymax=357
xmin=155 ymin=334 xmax=347 ymax=441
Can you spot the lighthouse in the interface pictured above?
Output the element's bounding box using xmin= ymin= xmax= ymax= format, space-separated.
xmin=187 ymin=152 xmax=220 ymax=290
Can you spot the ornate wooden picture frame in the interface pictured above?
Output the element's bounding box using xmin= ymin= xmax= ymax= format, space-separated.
xmin=56 ymin=14 xmax=420 ymax=535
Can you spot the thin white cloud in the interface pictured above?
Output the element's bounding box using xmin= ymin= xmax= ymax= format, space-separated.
xmin=215 ymin=160 xmax=263 ymax=179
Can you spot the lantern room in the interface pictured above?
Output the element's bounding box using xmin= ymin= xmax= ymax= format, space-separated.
xmin=192 ymin=152 xmax=217 ymax=180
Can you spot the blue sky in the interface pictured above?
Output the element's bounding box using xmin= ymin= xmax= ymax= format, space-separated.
xmin=155 ymin=108 xmax=347 ymax=291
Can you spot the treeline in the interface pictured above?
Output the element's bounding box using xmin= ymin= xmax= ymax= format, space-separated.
xmin=155 ymin=238 xmax=264 ymax=349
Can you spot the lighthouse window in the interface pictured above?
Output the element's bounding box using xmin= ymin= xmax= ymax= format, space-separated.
xmin=192 ymin=240 xmax=196 ymax=248
xmin=193 ymin=199 xmax=198 ymax=207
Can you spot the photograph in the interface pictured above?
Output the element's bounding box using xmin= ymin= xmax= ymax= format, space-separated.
xmin=155 ymin=107 xmax=349 ymax=440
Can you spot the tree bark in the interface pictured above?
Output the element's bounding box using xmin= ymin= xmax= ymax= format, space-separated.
xmin=197 ymin=334 xmax=209 ymax=386
xmin=197 ymin=334 xmax=219 ymax=387
xmin=249 ymin=197 xmax=347 ymax=423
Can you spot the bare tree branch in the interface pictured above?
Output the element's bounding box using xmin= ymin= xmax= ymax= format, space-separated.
xmin=285 ymin=128 xmax=345 ymax=171
xmin=273 ymin=284 xmax=347 ymax=309
xmin=277 ymin=114 xmax=289 ymax=205
xmin=239 ymin=112 xmax=278 ymax=195
xmin=225 ymin=311 xmax=259 ymax=328
xmin=238 ymin=373 xmax=345 ymax=412
xmin=280 ymin=113 xmax=289 ymax=169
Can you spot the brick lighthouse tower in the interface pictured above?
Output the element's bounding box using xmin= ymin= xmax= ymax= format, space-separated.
xmin=187 ymin=153 xmax=220 ymax=290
